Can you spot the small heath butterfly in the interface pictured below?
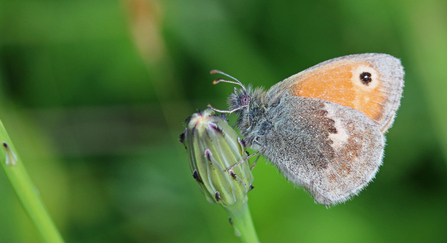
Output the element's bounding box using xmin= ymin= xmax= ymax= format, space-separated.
xmin=210 ymin=53 xmax=404 ymax=206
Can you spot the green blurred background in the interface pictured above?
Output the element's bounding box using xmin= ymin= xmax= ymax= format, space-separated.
xmin=1 ymin=0 xmax=447 ymax=242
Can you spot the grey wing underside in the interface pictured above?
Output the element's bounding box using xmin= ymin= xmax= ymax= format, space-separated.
xmin=264 ymin=96 xmax=384 ymax=205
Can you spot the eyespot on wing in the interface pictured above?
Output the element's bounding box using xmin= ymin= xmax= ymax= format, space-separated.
xmin=279 ymin=53 xmax=404 ymax=133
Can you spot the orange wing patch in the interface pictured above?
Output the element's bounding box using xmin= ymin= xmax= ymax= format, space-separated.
xmin=293 ymin=62 xmax=385 ymax=123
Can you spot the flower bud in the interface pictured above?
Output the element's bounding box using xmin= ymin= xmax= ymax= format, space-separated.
xmin=180 ymin=109 xmax=254 ymax=207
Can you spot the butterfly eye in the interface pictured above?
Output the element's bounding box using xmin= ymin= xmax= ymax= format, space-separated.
xmin=240 ymin=94 xmax=250 ymax=106
xmin=359 ymin=72 xmax=372 ymax=85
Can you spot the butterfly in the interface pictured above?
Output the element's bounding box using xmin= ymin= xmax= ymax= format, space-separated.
xmin=209 ymin=53 xmax=404 ymax=206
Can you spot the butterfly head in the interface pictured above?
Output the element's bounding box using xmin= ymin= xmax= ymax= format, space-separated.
xmin=209 ymin=70 xmax=251 ymax=114
xmin=228 ymin=86 xmax=250 ymax=113
xmin=210 ymin=70 xmax=270 ymax=140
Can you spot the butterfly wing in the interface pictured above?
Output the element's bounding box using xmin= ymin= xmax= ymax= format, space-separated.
xmin=266 ymin=53 xmax=404 ymax=133
xmin=262 ymin=96 xmax=384 ymax=206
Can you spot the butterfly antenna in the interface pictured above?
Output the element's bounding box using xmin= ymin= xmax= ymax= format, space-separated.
xmin=210 ymin=70 xmax=247 ymax=92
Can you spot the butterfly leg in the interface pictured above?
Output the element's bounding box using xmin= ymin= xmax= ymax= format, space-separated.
xmin=224 ymin=148 xmax=264 ymax=172
xmin=248 ymin=139 xmax=266 ymax=170
xmin=250 ymin=147 xmax=266 ymax=171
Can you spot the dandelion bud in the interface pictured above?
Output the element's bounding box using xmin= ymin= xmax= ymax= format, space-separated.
xmin=180 ymin=109 xmax=254 ymax=207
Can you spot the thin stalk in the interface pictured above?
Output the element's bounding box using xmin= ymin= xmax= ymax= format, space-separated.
xmin=0 ymin=121 xmax=64 ymax=243
xmin=225 ymin=202 xmax=259 ymax=243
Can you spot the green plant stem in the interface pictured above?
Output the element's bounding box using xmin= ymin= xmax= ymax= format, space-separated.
xmin=225 ymin=202 xmax=259 ymax=243
xmin=0 ymin=121 xmax=64 ymax=243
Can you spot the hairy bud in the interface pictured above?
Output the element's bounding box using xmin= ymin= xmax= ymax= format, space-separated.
xmin=180 ymin=109 xmax=254 ymax=206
